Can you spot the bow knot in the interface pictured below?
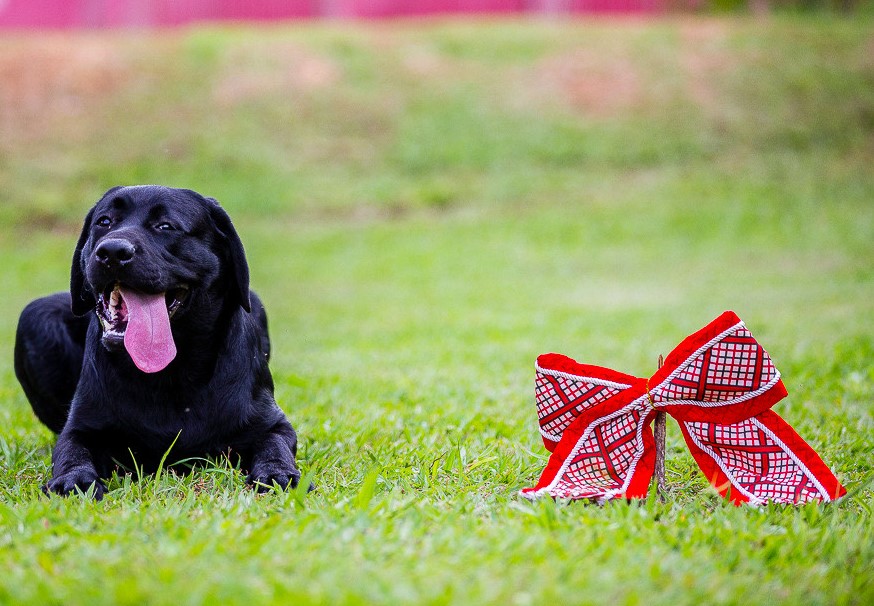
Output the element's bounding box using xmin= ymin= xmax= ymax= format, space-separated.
xmin=523 ymin=311 xmax=846 ymax=505
xmin=644 ymin=378 xmax=657 ymax=410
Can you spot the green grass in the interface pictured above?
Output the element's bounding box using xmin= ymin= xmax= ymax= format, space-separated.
xmin=1 ymin=15 xmax=873 ymax=606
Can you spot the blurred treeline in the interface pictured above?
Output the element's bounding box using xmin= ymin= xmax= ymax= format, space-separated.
xmin=684 ymin=0 xmax=871 ymax=12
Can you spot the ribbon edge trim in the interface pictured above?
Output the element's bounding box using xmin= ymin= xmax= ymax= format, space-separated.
xmin=535 ymin=363 xmax=634 ymax=390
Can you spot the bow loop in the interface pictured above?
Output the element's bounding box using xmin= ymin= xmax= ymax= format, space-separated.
xmin=646 ymin=310 xmax=787 ymax=425
xmin=534 ymin=354 xmax=640 ymax=451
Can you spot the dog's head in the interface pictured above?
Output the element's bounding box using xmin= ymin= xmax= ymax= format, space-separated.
xmin=71 ymin=185 xmax=250 ymax=373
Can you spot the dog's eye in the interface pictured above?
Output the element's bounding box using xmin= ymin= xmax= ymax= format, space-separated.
xmin=95 ymin=216 xmax=112 ymax=228
xmin=155 ymin=222 xmax=176 ymax=231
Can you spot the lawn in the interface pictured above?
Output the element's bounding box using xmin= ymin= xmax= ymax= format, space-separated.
xmin=0 ymin=15 xmax=872 ymax=606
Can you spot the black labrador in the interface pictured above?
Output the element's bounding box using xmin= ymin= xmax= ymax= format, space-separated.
xmin=14 ymin=185 xmax=304 ymax=499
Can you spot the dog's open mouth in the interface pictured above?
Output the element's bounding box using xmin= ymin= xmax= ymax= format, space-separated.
xmin=97 ymin=283 xmax=188 ymax=373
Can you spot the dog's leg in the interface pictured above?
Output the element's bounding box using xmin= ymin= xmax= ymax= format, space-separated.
xmin=14 ymin=293 xmax=89 ymax=433
xmin=44 ymin=429 xmax=108 ymax=499
xmin=246 ymin=419 xmax=302 ymax=492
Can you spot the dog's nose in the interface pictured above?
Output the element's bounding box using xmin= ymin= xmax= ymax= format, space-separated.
xmin=95 ymin=239 xmax=136 ymax=269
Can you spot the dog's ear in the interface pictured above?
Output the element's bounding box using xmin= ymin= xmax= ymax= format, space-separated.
xmin=70 ymin=206 xmax=97 ymax=316
xmin=206 ymin=198 xmax=251 ymax=313
xmin=71 ymin=186 xmax=124 ymax=316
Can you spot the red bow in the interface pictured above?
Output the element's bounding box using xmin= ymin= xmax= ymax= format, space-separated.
xmin=522 ymin=311 xmax=846 ymax=505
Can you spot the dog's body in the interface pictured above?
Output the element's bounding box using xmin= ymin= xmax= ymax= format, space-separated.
xmin=14 ymin=185 xmax=302 ymax=498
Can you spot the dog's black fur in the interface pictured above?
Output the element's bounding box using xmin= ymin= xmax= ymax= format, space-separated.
xmin=14 ymin=185 xmax=302 ymax=499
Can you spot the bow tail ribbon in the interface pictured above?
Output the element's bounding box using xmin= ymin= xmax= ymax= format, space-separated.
xmin=678 ymin=410 xmax=847 ymax=505
xmin=522 ymin=311 xmax=846 ymax=505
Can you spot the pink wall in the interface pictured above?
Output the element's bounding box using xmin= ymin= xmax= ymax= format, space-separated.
xmin=0 ymin=0 xmax=664 ymax=29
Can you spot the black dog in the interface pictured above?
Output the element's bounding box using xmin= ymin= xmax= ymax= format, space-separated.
xmin=14 ymin=185 xmax=303 ymax=499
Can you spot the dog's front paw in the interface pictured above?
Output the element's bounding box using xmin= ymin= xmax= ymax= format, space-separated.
xmin=43 ymin=469 xmax=107 ymax=500
xmin=247 ymin=463 xmax=301 ymax=493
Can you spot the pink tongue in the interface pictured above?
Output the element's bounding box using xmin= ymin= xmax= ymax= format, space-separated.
xmin=121 ymin=287 xmax=177 ymax=373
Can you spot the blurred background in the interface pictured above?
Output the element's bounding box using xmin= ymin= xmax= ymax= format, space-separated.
xmin=1 ymin=0 xmax=872 ymax=373
xmin=0 ymin=0 xmax=871 ymax=406
xmin=0 ymin=0 xmax=869 ymax=28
